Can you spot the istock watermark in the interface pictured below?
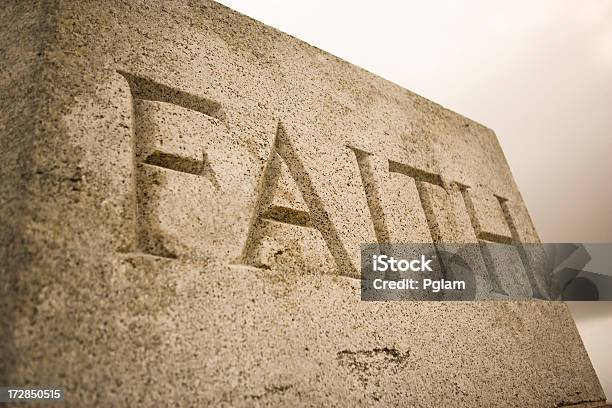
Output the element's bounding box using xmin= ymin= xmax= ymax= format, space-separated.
xmin=361 ymin=243 xmax=612 ymax=301
xmin=371 ymin=254 xmax=434 ymax=272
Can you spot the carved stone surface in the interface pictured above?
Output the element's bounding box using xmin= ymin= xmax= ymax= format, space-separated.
xmin=0 ymin=1 xmax=606 ymax=406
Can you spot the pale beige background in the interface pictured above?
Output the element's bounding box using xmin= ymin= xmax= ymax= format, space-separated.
xmin=218 ymin=0 xmax=611 ymax=399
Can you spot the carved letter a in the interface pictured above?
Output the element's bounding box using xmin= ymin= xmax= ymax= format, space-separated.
xmin=242 ymin=122 xmax=356 ymax=276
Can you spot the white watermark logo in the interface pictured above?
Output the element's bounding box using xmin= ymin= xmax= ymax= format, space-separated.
xmin=372 ymin=254 xmax=433 ymax=272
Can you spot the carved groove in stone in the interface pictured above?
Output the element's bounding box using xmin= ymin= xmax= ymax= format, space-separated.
xmin=458 ymin=186 xmax=513 ymax=244
xmin=118 ymin=70 xmax=227 ymax=124
xmin=497 ymin=195 xmax=545 ymax=298
xmin=119 ymin=70 xmax=225 ymax=259
xmin=261 ymin=205 xmax=312 ymax=228
xmin=458 ymin=186 xmax=508 ymax=294
xmin=350 ymin=147 xmax=390 ymax=243
xmin=143 ymin=151 xmax=221 ymax=189
xmin=389 ymin=160 xmax=444 ymax=243
xmin=388 ymin=161 xmax=443 ymax=187
xmin=477 ymin=242 xmax=508 ymax=296
xmin=414 ymin=182 xmax=443 ymax=243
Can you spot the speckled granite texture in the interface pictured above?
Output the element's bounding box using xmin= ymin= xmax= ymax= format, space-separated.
xmin=0 ymin=1 xmax=606 ymax=406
